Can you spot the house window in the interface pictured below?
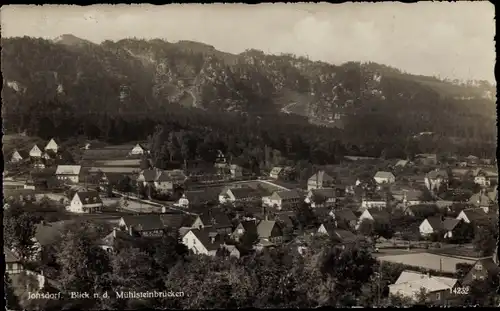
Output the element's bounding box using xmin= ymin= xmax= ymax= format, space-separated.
xmin=436 ymin=292 xmax=441 ymax=300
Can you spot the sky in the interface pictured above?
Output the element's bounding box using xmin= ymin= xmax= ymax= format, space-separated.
xmin=1 ymin=3 xmax=496 ymax=83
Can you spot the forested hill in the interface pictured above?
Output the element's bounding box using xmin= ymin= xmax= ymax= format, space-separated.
xmin=1 ymin=36 xmax=496 ymax=153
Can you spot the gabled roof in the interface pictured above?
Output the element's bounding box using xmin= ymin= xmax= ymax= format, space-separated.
xmin=121 ymin=215 xmax=165 ymax=231
xmin=76 ymin=191 xmax=103 ymax=205
xmin=310 ymin=188 xmax=336 ymax=200
xmin=159 ymin=214 xmax=186 ymax=228
xmin=365 ymin=209 xmax=390 ymax=223
xmin=183 ymin=189 xmax=220 ymax=204
xmin=5 ymin=247 xmax=20 ymax=263
xmin=426 ymin=169 xmax=449 ymax=179
xmin=468 ymin=192 xmax=494 ymax=207
xmin=374 ymin=171 xmax=395 ymax=180
xmin=308 ymin=170 xmax=334 ymax=184
xmin=272 ymin=189 xmax=301 ymax=200
xmin=270 ymin=167 xmax=284 ymax=175
xmin=45 ymin=138 xmax=58 ymax=149
xmin=228 ymin=187 xmax=262 ymax=200
xmin=391 ymin=270 xmax=458 ymax=294
xmin=333 ymin=209 xmax=357 ymax=222
xmin=425 ymin=216 xmax=460 ymax=231
xmin=403 ymin=190 xmax=423 ymax=201
xmin=415 ymin=153 xmax=437 ymax=159
xmin=201 ymin=211 xmax=232 ymax=228
xmin=333 ymin=229 xmax=358 ymax=243
xmin=395 ymin=160 xmax=409 ymax=167
xmin=11 ymin=149 xmax=28 ymax=159
xmin=55 ymin=165 xmax=81 ymax=175
xmin=100 ymin=229 xmax=136 ymax=246
xmin=236 ymin=220 xmax=258 ymax=234
xmin=257 ymin=220 xmax=281 ymax=239
xmin=460 ymin=208 xmax=489 ymax=223
xmin=188 ymin=228 xmax=223 ymax=251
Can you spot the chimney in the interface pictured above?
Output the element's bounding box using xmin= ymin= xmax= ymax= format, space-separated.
xmin=128 ymin=225 xmax=134 ymax=236
xmin=210 ymin=236 xmax=216 ymax=244
xmin=113 ymin=227 xmax=117 ymax=238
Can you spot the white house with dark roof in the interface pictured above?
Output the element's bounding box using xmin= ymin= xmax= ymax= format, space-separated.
xmin=55 ymin=165 xmax=82 ymax=183
xmin=456 ymin=208 xmax=490 ymax=225
xmin=389 ymin=270 xmax=458 ymax=304
xmin=307 ymin=171 xmax=335 ymax=190
xmin=10 ymin=150 xmax=27 ymax=163
xmin=374 ymin=171 xmax=396 ymax=184
xmin=419 ymin=216 xmax=460 ymax=238
xmin=44 ymin=138 xmax=59 ymax=153
xmin=266 ymin=190 xmax=302 ymax=210
xmin=269 ymin=167 xmax=284 ymax=179
xmin=305 ymin=188 xmax=336 ymax=208
xmin=424 ymin=169 xmax=449 ymax=192
xmin=5 ymin=247 xmax=23 ymax=274
xmin=129 ymin=143 xmax=147 ymax=155
xmin=468 ymin=190 xmax=495 ymax=213
xmin=29 ymin=144 xmax=43 ymax=158
xmin=256 ymin=220 xmax=283 ymax=244
xmin=218 ymin=187 xmax=262 ymax=204
xmin=182 ymin=228 xmax=223 ymax=256
xmin=67 ymin=191 xmax=103 ymax=213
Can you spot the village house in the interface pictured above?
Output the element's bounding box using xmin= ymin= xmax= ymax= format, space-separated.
xmin=471 ymin=168 xmax=497 ymax=187
xmin=415 ymin=153 xmax=438 ymax=166
xmin=230 ymin=164 xmax=243 ymax=179
xmin=219 ymin=186 xmax=262 ymax=205
xmin=269 ymin=166 xmax=284 ymax=179
xmin=5 ymin=247 xmax=23 ymax=274
xmin=119 ymin=214 xmax=167 ymax=237
xmin=456 ymin=208 xmax=490 ymax=226
xmin=256 ymin=220 xmax=283 ymax=245
xmin=419 ymin=216 xmax=460 ymax=238
xmin=401 ymin=190 xmax=424 ymax=207
xmin=99 ymin=228 xmax=136 ymax=253
xmin=357 ymin=209 xmax=390 ymax=227
xmin=44 ymin=138 xmax=59 ymax=153
xmin=175 ymin=189 xmax=220 ymax=208
xmin=360 ymin=197 xmax=387 ymax=210
xmin=403 ymin=204 xmax=438 ymax=217
xmin=29 ymin=144 xmax=43 ymax=158
xmin=317 ymin=223 xmax=357 ymax=241
xmin=67 ymin=191 xmax=103 ymax=213
xmin=374 ymin=171 xmax=396 ymax=184
xmin=304 ymin=188 xmax=336 ymax=209
xmin=182 ymin=228 xmax=224 ymax=256
xmin=331 ymin=209 xmax=358 ymax=229
xmin=10 ymin=149 xmax=28 ymax=163
xmin=465 ymin=155 xmax=479 ymax=166
xmin=129 ymin=143 xmax=148 ymax=155
xmin=200 ymin=211 xmax=233 ymax=235
xmin=266 ymin=190 xmax=302 ymax=210
xmin=424 ymin=169 xmax=449 ymax=192
xmin=389 ymin=270 xmax=458 ymax=304
xmin=55 ymin=165 xmax=82 ymax=183
xmin=394 ymin=159 xmax=411 ymax=168
xmin=462 ymin=257 xmax=500 ymax=285
xmin=218 ymin=244 xmax=241 ymax=259
xmin=231 ymin=220 xmax=258 ymax=242
xmin=468 ymin=189 xmax=496 ymax=213
xmin=307 ymin=171 xmax=335 ymax=191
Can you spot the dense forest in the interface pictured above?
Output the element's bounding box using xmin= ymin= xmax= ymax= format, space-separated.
xmin=1 ymin=36 xmax=497 ymax=162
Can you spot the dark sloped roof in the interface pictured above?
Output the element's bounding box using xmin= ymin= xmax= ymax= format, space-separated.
xmin=77 ymin=191 xmax=103 ymax=205
xmin=274 ymin=189 xmax=301 ymax=200
xmin=189 ymin=228 xmax=223 ymax=251
xmin=367 ymin=209 xmax=390 ymax=223
xmin=334 ymin=209 xmax=357 ymax=222
xmin=184 ymin=189 xmax=220 ymax=203
xmin=100 ymin=229 xmax=136 ymax=246
xmin=238 ymin=220 xmax=258 ymax=234
xmin=461 ymin=208 xmax=489 ymax=223
xmin=426 ymin=216 xmax=460 ymax=231
xmin=5 ymin=247 xmax=20 ymax=263
xmin=229 ymin=187 xmax=262 ymax=199
xmin=159 ymin=214 xmax=185 ymax=228
xmin=427 ymin=169 xmax=449 ymax=179
xmin=121 ymin=215 xmax=165 ymax=231
xmin=333 ymin=229 xmax=358 ymax=242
